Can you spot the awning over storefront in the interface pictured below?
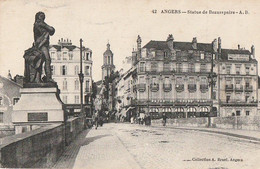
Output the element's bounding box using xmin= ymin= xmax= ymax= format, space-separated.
xmin=149 ymin=107 xmax=159 ymax=112
xmin=162 ymin=107 xmax=172 ymax=112
xmin=200 ymin=107 xmax=209 ymax=112
xmin=174 ymin=107 xmax=184 ymax=112
xmin=187 ymin=107 xmax=196 ymax=112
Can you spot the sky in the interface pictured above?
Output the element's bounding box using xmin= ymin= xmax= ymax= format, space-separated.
xmin=0 ymin=0 xmax=259 ymax=81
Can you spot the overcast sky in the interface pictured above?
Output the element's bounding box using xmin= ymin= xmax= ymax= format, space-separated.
xmin=0 ymin=0 xmax=259 ymax=81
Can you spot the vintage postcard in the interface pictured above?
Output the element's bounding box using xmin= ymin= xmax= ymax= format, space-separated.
xmin=0 ymin=0 xmax=259 ymax=169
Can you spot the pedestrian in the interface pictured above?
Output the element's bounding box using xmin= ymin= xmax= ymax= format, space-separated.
xmin=93 ymin=112 xmax=99 ymax=129
xmin=162 ymin=113 xmax=167 ymax=126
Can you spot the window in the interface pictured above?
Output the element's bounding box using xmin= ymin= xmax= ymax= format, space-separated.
xmin=235 ymin=65 xmax=241 ymax=74
xmin=51 ymin=65 xmax=55 ymax=75
xmin=164 ymin=77 xmax=170 ymax=85
xmin=61 ymin=65 xmax=67 ymax=75
xmin=188 ymin=63 xmax=195 ymax=72
xmin=235 ymin=79 xmax=241 ymax=88
xmin=176 ymin=77 xmax=183 ymax=84
xmin=51 ymin=52 xmax=55 ymax=60
xmin=69 ymin=53 xmax=73 ymax=60
xmin=213 ymin=91 xmax=216 ymax=100
xmin=246 ymin=111 xmax=250 ymax=116
xmin=226 ymin=65 xmax=231 ymax=74
xmin=177 ymin=63 xmax=182 ymax=72
xmin=85 ymin=80 xmax=90 ymax=92
xmin=62 ymin=96 xmax=67 ymax=104
xmin=75 ymin=79 xmax=79 ymax=90
xmin=75 ymin=95 xmax=79 ymax=104
xmin=246 ymin=67 xmax=250 ymax=75
xmin=164 ymin=51 xmax=167 ymax=58
xmin=226 ymin=96 xmax=230 ymax=103
xmin=75 ymin=65 xmax=79 ymax=75
xmin=200 ymin=53 xmax=205 ymax=60
xmin=236 ymin=111 xmax=241 ymax=116
xmin=108 ymin=56 xmax=111 ymax=64
xmin=200 ymin=64 xmax=207 ymax=72
xmin=0 ymin=112 xmax=3 ymax=123
xmin=151 ymin=62 xmax=157 ymax=72
xmin=140 ymin=62 xmax=145 ymax=72
xmin=0 ymin=96 xmax=3 ymax=105
xmin=201 ymin=77 xmax=207 ymax=84
xmin=13 ymin=98 xmax=19 ymax=105
xmin=86 ymin=53 xmax=89 ymax=60
xmin=188 ymin=77 xmax=195 ymax=84
xmin=63 ymin=52 xmax=67 ymax=60
xmin=151 ymin=77 xmax=157 ymax=84
xmin=85 ymin=66 xmax=90 ymax=75
xmin=163 ymin=62 xmax=170 ymax=72
xmin=63 ymin=79 xmax=67 ymax=90
xmin=139 ymin=76 xmax=145 ymax=83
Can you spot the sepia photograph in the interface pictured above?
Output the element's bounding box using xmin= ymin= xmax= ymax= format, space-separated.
xmin=0 ymin=0 xmax=259 ymax=168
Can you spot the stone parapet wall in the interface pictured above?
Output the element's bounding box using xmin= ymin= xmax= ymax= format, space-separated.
xmin=0 ymin=117 xmax=85 ymax=168
xmin=152 ymin=116 xmax=260 ymax=131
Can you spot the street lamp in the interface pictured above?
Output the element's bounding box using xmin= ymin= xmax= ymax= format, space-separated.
xmin=208 ymin=55 xmax=217 ymax=127
xmin=78 ymin=39 xmax=84 ymax=118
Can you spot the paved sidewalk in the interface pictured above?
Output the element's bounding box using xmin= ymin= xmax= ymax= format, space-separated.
xmin=151 ymin=124 xmax=260 ymax=142
xmin=53 ymin=125 xmax=141 ymax=169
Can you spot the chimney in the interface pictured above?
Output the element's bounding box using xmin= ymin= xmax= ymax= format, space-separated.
xmin=218 ymin=37 xmax=221 ymax=54
xmin=192 ymin=37 xmax=197 ymax=49
xmin=7 ymin=70 xmax=12 ymax=80
xmin=238 ymin=44 xmax=240 ymax=50
xmin=137 ymin=35 xmax=142 ymax=51
xmin=212 ymin=39 xmax=217 ymax=53
xmin=251 ymin=45 xmax=255 ymax=59
xmin=61 ymin=38 xmax=63 ymax=42
xmin=166 ymin=34 xmax=174 ymax=50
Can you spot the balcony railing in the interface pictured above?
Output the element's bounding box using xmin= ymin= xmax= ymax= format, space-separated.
xmin=136 ymin=83 xmax=146 ymax=92
xmin=200 ymin=84 xmax=209 ymax=93
xmin=175 ymin=68 xmax=211 ymax=73
xmin=163 ymin=84 xmax=172 ymax=92
xmin=135 ymin=99 xmax=212 ymax=106
xmin=225 ymin=84 xmax=233 ymax=92
xmin=175 ymin=84 xmax=184 ymax=92
xmin=150 ymin=83 xmax=159 ymax=92
xmin=245 ymin=86 xmax=253 ymax=92
xmin=220 ymin=100 xmax=257 ymax=106
xmin=235 ymin=85 xmax=243 ymax=92
xmin=188 ymin=84 xmax=196 ymax=92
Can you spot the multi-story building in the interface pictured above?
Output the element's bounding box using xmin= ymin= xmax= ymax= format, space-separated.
xmin=218 ymin=45 xmax=258 ymax=116
xmin=124 ymin=35 xmax=258 ymax=119
xmin=0 ymin=73 xmax=22 ymax=125
xmin=49 ymin=38 xmax=93 ymax=115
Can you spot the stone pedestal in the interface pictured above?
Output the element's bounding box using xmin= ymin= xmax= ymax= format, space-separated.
xmin=12 ymin=87 xmax=64 ymax=125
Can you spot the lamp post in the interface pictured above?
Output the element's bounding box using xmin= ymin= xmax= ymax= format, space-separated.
xmin=208 ymin=55 xmax=217 ymax=127
xmin=78 ymin=39 xmax=84 ymax=118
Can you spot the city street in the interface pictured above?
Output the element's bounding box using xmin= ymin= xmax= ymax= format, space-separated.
xmin=54 ymin=123 xmax=260 ymax=169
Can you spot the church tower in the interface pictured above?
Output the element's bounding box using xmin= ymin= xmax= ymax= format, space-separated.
xmin=102 ymin=43 xmax=115 ymax=81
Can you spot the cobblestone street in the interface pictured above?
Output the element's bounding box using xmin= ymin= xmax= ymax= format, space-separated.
xmin=54 ymin=123 xmax=260 ymax=169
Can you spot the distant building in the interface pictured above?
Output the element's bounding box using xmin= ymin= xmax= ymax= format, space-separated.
xmin=50 ymin=38 xmax=93 ymax=115
xmin=102 ymin=43 xmax=115 ymax=80
xmin=0 ymin=75 xmax=22 ymax=125
xmin=116 ymin=35 xmax=258 ymax=119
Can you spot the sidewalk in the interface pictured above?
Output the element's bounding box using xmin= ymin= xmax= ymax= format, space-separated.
xmin=152 ymin=124 xmax=260 ymax=142
xmin=53 ymin=125 xmax=141 ymax=169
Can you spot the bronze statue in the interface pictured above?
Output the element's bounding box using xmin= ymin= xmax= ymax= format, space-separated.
xmin=24 ymin=12 xmax=55 ymax=83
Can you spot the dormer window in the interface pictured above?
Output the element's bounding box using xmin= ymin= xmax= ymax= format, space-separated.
xmin=62 ymin=52 xmax=67 ymax=60
xmin=200 ymin=53 xmax=205 ymax=60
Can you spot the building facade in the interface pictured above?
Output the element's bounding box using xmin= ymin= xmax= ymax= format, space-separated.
xmin=50 ymin=38 xmax=93 ymax=115
xmin=0 ymin=75 xmax=22 ymax=125
xmin=118 ymin=35 xmax=258 ymax=119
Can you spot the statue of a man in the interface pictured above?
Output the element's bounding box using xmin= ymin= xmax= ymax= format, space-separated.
xmin=33 ymin=11 xmax=55 ymax=82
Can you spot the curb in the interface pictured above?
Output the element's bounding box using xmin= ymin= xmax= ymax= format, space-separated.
xmin=151 ymin=125 xmax=260 ymax=142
